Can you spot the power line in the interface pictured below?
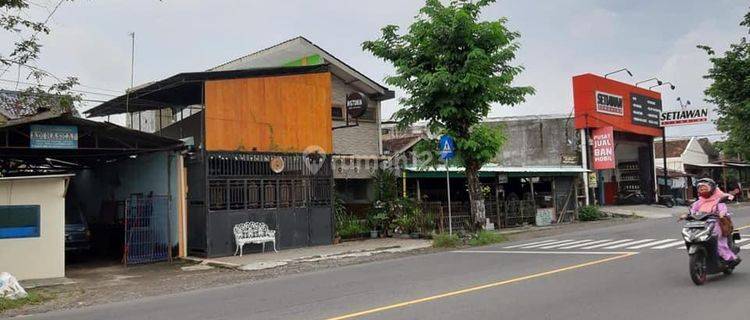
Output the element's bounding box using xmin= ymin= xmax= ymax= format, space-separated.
xmin=1 ymin=0 xmax=66 ymax=79
xmin=0 ymin=78 xmax=119 ymax=97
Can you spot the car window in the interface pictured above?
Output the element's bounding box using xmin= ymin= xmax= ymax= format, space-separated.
xmin=65 ymin=205 xmax=83 ymax=224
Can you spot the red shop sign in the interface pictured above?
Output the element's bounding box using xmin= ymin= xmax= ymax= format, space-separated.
xmin=592 ymin=126 xmax=615 ymax=170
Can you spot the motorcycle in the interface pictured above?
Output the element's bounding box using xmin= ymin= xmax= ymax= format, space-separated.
xmin=616 ymin=190 xmax=646 ymax=205
xmin=657 ymin=194 xmax=675 ymax=208
xmin=681 ymin=210 xmax=741 ymax=285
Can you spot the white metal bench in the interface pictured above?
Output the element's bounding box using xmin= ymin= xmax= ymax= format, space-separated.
xmin=233 ymin=221 xmax=277 ymax=256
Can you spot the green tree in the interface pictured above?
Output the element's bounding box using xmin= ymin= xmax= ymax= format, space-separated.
xmin=0 ymin=0 xmax=80 ymax=118
xmin=363 ymin=0 xmax=533 ymax=227
xmin=699 ymin=10 xmax=750 ymax=159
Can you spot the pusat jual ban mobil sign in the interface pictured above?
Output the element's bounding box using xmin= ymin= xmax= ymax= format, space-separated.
xmin=660 ymin=108 xmax=710 ymax=127
xmin=592 ymin=126 xmax=615 ymax=170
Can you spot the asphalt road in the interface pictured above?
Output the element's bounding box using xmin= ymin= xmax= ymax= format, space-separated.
xmin=19 ymin=206 xmax=750 ymax=320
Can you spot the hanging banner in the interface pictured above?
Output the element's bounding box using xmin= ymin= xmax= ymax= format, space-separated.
xmin=591 ymin=126 xmax=615 ymax=169
xmin=660 ymin=108 xmax=709 ymax=127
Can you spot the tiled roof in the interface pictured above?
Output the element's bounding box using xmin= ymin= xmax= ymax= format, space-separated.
xmin=654 ymin=139 xmax=690 ymax=158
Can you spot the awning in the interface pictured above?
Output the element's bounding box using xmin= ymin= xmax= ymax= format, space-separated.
xmin=1 ymin=112 xmax=184 ymax=175
xmin=684 ymin=163 xmax=726 ymax=168
xmin=726 ymin=162 xmax=750 ymax=168
xmin=404 ymin=164 xmax=589 ymax=178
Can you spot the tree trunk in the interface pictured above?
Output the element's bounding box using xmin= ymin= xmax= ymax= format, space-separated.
xmin=465 ymin=162 xmax=485 ymax=231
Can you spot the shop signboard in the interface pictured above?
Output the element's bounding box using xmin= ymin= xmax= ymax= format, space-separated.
xmin=345 ymin=92 xmax=368 ymax=118
xmin=630 ymin=93 xmax=661 ymax=128
xmin=660 ymin=108 xmax=709 ymax=127
xmin=535 ymin=208 xmax=553 ymax=227
xmin=29 ymin=125 xmax=78 ymax=149
xmin=573 ymin=74 xmax=663 ymax=137
xmin=595 ymin=91 xmax=624 ymax=116
xmin=592 ymin=126 xmax=615 ymax=170
xmin=561 ymin=154 xmax=578 ymax=165
xmin=588 ymin=172 xmax=598 ymax=188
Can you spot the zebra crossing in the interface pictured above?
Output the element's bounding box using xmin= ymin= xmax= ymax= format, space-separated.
xmin=503 ymin=236 xmax=750 ymax=251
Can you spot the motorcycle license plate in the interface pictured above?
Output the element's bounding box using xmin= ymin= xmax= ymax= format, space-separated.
xmin=685 ymin=221 xmax=706 ymax=228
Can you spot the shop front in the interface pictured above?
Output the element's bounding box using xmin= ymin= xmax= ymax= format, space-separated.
xmin=574 ymin=74 xmax=663 ymax=205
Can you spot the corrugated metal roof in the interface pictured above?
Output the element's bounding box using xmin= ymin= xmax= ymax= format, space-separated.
xmin=405 ymin=164 xmax=589 ymax=173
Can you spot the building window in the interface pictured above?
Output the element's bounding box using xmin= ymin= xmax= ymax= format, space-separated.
xmin=332 ymin=104 xmax=377 ymax=122
xmin=358 ymin=106 xmax=377 ymax=122
xmin=0 ymin=205 xmax=40 ymax=239
xmin=332 ymin=104 xmax=345 ymax=121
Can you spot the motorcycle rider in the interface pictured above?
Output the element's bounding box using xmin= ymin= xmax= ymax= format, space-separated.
xmin=681 ymin=178 xmax=741 ymax=267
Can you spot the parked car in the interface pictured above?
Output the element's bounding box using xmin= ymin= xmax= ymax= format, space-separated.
xmin=65 ymin=203 xmax=91 ymax=253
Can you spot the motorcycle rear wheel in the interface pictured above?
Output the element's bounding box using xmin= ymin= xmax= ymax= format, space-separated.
xmin=690 ymin=252 xmax=707 ymax=285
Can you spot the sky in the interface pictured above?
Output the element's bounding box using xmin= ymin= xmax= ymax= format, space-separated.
xmin=1 ymin=0 xmax=748 ymax=139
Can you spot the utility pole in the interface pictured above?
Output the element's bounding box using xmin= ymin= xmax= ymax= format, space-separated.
xmin=125 ymin=32 xmax=135 ymax=129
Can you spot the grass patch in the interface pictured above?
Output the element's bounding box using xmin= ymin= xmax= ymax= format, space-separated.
xmin=578 ymin=205 xmax=601 ymax=221
xmin=468 ymin=230 xmax=507 ymax=246
xmin=0 ymin=290 xmax=54 ymax=313
xmin=432 ymin=233 xmax=461 ymax=248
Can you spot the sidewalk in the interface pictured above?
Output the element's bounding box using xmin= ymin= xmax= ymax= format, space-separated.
xmin=190 ymin=238 xmax=432 ymax=271
xmin=600 ymin=204 xmax=685 ymax=219
xmin=600 ymin=201 xmax=750 ymax=219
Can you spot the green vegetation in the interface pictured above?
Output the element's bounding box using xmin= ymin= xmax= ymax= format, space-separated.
xmin=363 ymin=0 xmax=533 ymax=228
xmin=698 ymin=10 xmax=750 ymax=159
xmin=432 ymin=233 xmax=462 ymax=248
xmin=0 ymin=290 xmax=53 ymax=313
xmin=468 ymin=230 xmax=507 ymax=246
xmin=334 ymin=194 xmax=367 ymax=239
xmin=337 ymin=216 xmax=368 ymax=239
xmin=578 ymin=205 xmax=601 ymax=221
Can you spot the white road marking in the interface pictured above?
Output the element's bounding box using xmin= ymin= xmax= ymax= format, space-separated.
xmin=503 ymin=239 xmax=558 ymax=249
xmin=604 ymin=239 xmax=656 ymax=249
xmin=559 ymin=239 xmax=613 ymax=249
xmin=581 ymin=239 xmax=634 ymax=249
xmin=652 ymin=240 xmax=686 ymax=249
xmin=453 ymin=250 xmax=637 ymax=255
xmin=538 ymin=239 xmax=593 ymax=249
xmin=519 ymin=239 xmax=579 ymax=249
xmin=741 ymin=243 xmax=750 ymax=250
xmin=735 ymin=238 xmax=750 ymax=244
xmin=626 ymin=239 xmax=678 ymax=249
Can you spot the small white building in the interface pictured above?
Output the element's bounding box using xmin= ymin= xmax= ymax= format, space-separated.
xmin=0 ymin=174 xmax=72 ymax=281
xmin=654 ymin=137 xmax=713 ymax=173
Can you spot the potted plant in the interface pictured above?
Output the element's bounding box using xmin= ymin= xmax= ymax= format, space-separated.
xmin=367 ymin=208 xmax=388 ymax=239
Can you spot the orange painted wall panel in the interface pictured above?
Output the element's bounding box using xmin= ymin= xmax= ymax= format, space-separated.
xmin=204 ymin=72 xmax=333 ymax=153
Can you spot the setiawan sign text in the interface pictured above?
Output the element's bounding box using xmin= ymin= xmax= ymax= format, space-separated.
xmin=659 ymin=108 xmax=709 ymax=127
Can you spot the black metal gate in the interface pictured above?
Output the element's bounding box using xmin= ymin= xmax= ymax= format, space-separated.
xmin=123 ymin=195 xmax=172 ymax=265
xmin=203 ymin=151 xmax=333 ymax=256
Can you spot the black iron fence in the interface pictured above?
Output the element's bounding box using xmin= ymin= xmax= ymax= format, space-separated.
xmin=207 ymin=152 xmax=332 ymax=212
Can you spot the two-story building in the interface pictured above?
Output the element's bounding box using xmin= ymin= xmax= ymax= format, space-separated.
xmin=91 ymin=37 xmax=393 ymax=257
xmin=127 ymin=37 xmax=394 ymax=211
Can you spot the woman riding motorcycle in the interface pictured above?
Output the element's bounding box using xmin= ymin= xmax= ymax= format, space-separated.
xmin=681 ymin=178 xmax=741 ymax=267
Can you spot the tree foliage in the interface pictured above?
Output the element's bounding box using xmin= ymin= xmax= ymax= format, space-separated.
xmin=363 ymin=0 xmax=532 ymax=223
xmin=0 ymin=0 xmax=80 ymax=118
xmin=699 ymin=9 xmax=750 ymax=159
